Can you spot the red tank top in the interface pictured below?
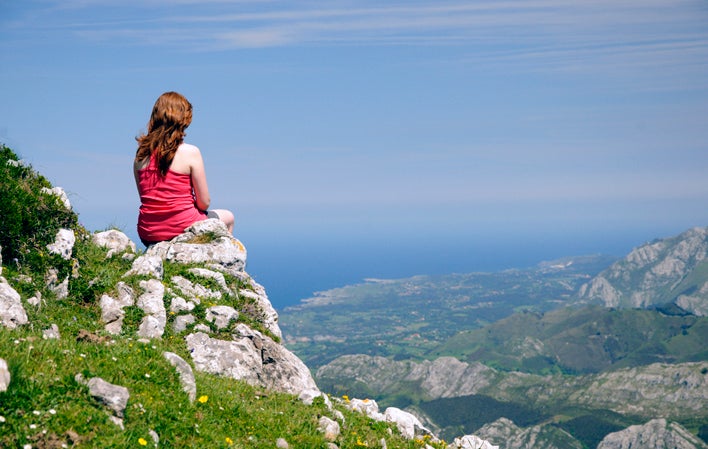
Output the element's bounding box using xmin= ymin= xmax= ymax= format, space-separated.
xmin=137 ymin=155 xmax=207 ymax=243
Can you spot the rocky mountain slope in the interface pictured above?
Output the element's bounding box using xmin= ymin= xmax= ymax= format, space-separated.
xmin=317 ymin=354 xmax=708 ymax=448
xmin=303 ymin=226 xmax=708 ymax=448
xmin=317 ymin=355 xmax=708 ymax=419
xmin=577 ymin=226 xmax=708 ymax=315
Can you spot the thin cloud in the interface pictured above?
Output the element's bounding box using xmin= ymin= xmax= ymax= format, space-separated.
xmin=17 ymin=1 xmax=706 ymax=47
xmin=29 ymin=0 xmax=704 ymax=86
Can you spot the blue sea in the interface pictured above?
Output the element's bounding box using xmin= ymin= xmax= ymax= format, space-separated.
xmin=241 ymin=227 xmax=666 ymax=310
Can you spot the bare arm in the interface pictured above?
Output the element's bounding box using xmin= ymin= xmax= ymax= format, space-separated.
xmin=186 ymin=146 xmax=211 ymax=211
xmin=133 ymin=160 xmax=142 ymax=195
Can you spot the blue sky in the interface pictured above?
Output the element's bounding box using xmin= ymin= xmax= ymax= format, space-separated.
xmin=2 ymin=1 xmax=708 ymax=303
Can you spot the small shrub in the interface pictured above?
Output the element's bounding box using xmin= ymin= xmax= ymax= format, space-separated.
xmin=0 ymin=145 xmax=79 ymax=274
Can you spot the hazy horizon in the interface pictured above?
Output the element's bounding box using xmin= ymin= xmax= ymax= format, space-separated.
xmin=2 ymin=1 xmax=707 ymax=308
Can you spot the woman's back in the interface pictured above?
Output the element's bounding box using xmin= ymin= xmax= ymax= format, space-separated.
xmin=135 ymin=144 xmax=208 ymax=243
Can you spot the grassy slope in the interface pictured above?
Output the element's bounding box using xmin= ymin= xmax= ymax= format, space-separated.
xmin=0 ymin=145 xmax=435 ymax=449
xmin=429 ymin=306 xmax=708 ymax=374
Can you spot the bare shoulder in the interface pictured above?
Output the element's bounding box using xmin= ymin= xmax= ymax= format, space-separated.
xmin=177 ymin=143 xmax=201 ymax=155
xmin=172 ymin=143 xmax=203 ymax=173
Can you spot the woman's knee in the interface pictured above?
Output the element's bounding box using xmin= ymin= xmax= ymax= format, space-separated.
xmin=212 ymin=209 xmax=235 ymax=233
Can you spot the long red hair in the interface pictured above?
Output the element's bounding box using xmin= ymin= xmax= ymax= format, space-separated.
xmin=135 ymin=92 xmax=193 ymax=176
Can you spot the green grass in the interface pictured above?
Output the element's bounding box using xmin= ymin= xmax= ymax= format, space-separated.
xmin=0 ymin=325 xmax=445 ymax=448
xmin=0 ymin=144 xmax=444 ymax=448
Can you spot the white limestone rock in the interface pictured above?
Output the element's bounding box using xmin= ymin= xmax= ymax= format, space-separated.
xmin=40 ymin=186 xmax=71 ymax=209
xmin=185 ymin=331 xmax=263 ymax=385
xmin=84 ymin=376 xmax=130 ymax=418
xmin=45 ymin=268 xmax=69 ymax=300
xmin=205 ymin=305 xmax=238 ymax=329
xmin=173 ymin=314 xmax=196 ymax=333
xmin=186 ymin=325 xmax=318 ymax=396
xmin=26 ymin=291 xmax=42 ymax=307
xmin=346 ymin=398 xmax=384 ymax=421
xmin=188 ymin=267 xmax=231 ymax=294
xmin=42 ymin=323 xmax=61 ymax=340
xmin=170 ymin=296 xmax=195 ymax=313
xmin=298 ymin=389 xmax=332 ymax=408
xmin=125 ymin=254 xmax=163 ymax=279
xmin=194 ymin=323 xmax=211 ymax=333
xmin=149 ymin=429 xmax=159 ymax=446
xmin=449 ymin=435 xmax=499 ymax=449
xmin=318 ymin=416 xmax=340 ymax=442
xmin=100 ymin=294 xmax=125 ymax=335
xmin=171 ymin=275 xmax=221 ymax=301
xmin=100 ymin=283 xmax=135 ymax=335
xmin=162 ymin=219 xmax=247 ymax=276
xmin=164 ymin=351 xmax=197 ymax=402
xmin=384 ymin=407 xmax=433 ymax=440
xmin=0 ymin=358 xmax=10 ymax=392
xmin=92 ymin=230 xmax=136 ymax=258
xmin=0 ymin=279 xmax=28 ymax=329
xmin=116 ymin=282 xmax=135 ymax=307
xmin=46 ymin=228 xmax=75 ymax=260
xmin=136 ymin=279 xmax=166 ymax=338
xmin=239 ymin=282 xmax=282 ymax=339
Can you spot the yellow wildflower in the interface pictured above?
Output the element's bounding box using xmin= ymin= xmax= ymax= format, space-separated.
xmin=138 ymin=437 xmax=148 ymax=446
xmin=198 ymin=395 xmax=208 ymax=403
xmin=225 ymin=437 xmax=233 ymax=445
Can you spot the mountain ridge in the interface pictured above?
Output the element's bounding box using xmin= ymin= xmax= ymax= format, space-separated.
xmin=287 ymin=225 xmax=708 ymax=448
xmin=577 ymin=226 xmax=708 ymax=315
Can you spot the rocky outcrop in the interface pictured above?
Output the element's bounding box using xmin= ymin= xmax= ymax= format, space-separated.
xmin=186 ymin=325 xmax=317 ymax=395
xmin=578 ymin=227 xmax=708 ymax=315
xmin=475 ymin=418 xmax=582 ymax=449
xmin=318 ymin=354 xmax=708 ymax=421
xmin=163 ymin=351 xmax=197 ymax=402
xmin=109 ymin=220 xmax=307 ymax=396
xmin=317 ymin=355 xmax=503 ymax=400
xmin=92 ymin=229 xmax=136 ymax=259
xmin=76 ymin=374 xmax=130 ymax=429
xmin=566 ymin=361 xmax=708 ymax=416
xmin=40 ymin=186 xmax=71 ymax=210
xmin=46 ymin=228 xmax=75 ymax=260
xmin=597 ymin=419 xmax=708 ymax=449
xmin=449 ymin=435 xmax=500 ymax=449
xmin=0 ymin=277 xmax=28 ymax=329
xmin=121 ymin=220 xmax=281 ymax=339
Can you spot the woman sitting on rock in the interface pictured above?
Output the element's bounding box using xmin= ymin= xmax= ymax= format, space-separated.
xmin=134 ymin=91 xmax=235 ymax=246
